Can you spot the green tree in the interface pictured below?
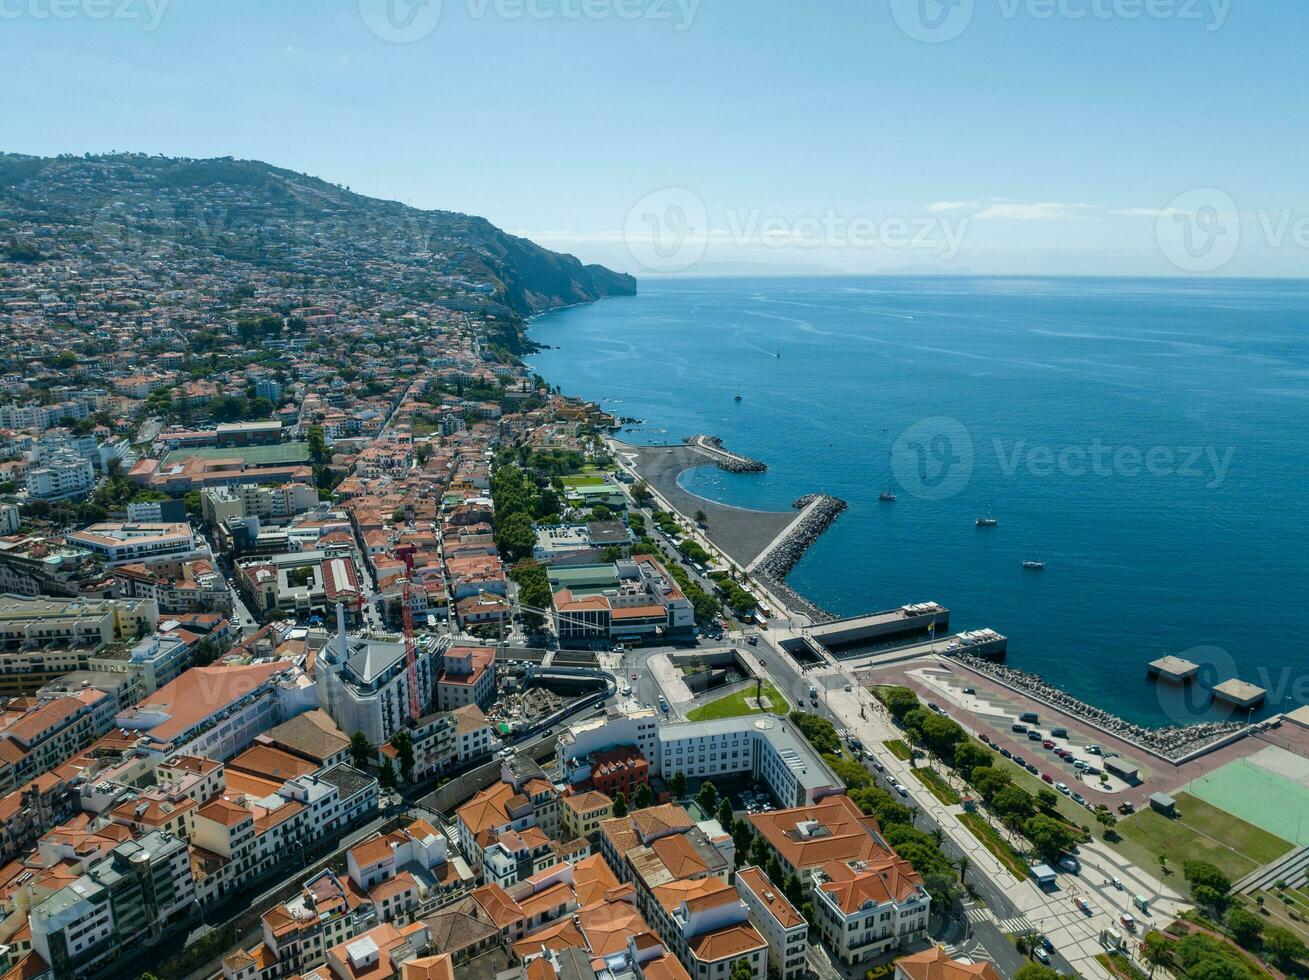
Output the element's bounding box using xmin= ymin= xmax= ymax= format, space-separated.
xmin=783 ymin=873 xmax=803 ymax=908
xmin=378 ymin=756 xmax=396 ymax=789
xmin=881 ymin=686 xmax=921 ymax=722
xmin=390 ymin=730 xmax=415 ymax=783
xmin=697 ymin=780 xmax=719 ymax=813
xmin=1023 ymin=813 xmax=1080 ymax=861
xmin=350 ymin=731 xmax=372 ymax=768
xmin=1183 ymin=860 xmax=1232 ymax=898
xmin=632 ymin=481 xmax=653 ymax=505
xmin=1140 ymin=931 xmax=1175 ymax=979
xmin=307 ymin=424 xmax=329 ymax=464
xmin=1013 ymin=966 xmax=1061 ymax=980
xmin=1264 ymin=926 xmax=1308 ymax=969
xmin=729 ymin=960 xmax=753 ymax=980
xmin=669 ymin=770 xmax=687 ymax=799
xmin=495 ymin=511 xmax=537 ymax=562
xmin=635 ymin=782 xmax=653 ymax=810
xmin=612 ymin=791 xmax=628 ymax=818
xmin=1224 ymin=905 xmax=1263 ymax=949
xmin=766 ymin=854 xmax=784 ymax=887
xmin=716 ymin=797 xmax=734 ymax=829
xmin=693 ymin=509 xmax=708 ymax=527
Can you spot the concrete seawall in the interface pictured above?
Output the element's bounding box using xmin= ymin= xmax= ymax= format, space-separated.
xmin=752 ymin=494 xmax=848 ymax=623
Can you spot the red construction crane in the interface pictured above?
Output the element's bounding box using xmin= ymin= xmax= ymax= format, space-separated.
xmin=400 ymin=550 xmax=421 ymax=723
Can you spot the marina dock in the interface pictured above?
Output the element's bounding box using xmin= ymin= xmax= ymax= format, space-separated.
xmin=1148 ymin=655 xmax=1201 ymax=682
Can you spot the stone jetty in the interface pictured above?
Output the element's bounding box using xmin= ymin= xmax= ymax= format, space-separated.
xmin=753 ymin=494 xmax=848 ymax=624
xmin=685 ymin=435 xmax=768 ymax=473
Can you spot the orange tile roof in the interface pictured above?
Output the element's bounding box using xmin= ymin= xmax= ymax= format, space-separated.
xmin=894 ymin=948 xmax=1003 ymax=980
xmin=816 ymin=856 xmax=923 ymax=914
xmin=747 ymin=795 xmax=888 ymax=871
xmin=736 ymin=866 xmax=804 ymax=929
xmin=470 ymin=882 xmax=524 ymax=928
xmin=578 ymin=898 xmax=650 ymax=956
xmin=686 ymin=923 xmax=767 ymax=963
xmin=641 ymin=952 xmax=692 ymax=980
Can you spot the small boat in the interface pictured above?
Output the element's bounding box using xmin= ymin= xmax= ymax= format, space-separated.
xmin=879 ymin=482 xmax=897 ymax=503
xmin=734 ymin=392 xmax=743 ymax=402
xmin=1022 ymin=559 xmax=1045 ymax=570
xmin=976 ymin=516 xmax=998 ymax=528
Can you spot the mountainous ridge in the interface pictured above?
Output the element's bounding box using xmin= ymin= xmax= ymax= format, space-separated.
xmin=0 ymin=152 xmax=636 ymax=321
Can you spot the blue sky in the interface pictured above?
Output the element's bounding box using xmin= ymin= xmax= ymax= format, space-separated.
xmin=4 ymin=0 xmax=1308 ymax=276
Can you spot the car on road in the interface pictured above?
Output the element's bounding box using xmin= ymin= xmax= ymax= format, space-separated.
xmin=1087 ymin=744 xmax=1103 ymax=755
xmin=1025 ymin=763 xmax=1039 ymax=774
xmin=1042 ymin=739 xmax=1055 ymax=749
xmin=1013 ymin=755 xmax=1026 ymax=766
xmin=1033 ymin=947 xmax=1050 ymax=965
xmin=1000 ymin=748 xmax=1012 ymax=759
xmin=1027 ymin=731 xmax=1042 ymax=741
xmin=979 ymin=733 xmax=992 ymax=745
xmin=747 ymin=636 xmax=759 ymax=646
xmin=962 ymin=687 xmax=976 ymax=695
xmin=1039 ymin=935 xmax=1054 ymax=952
xmin=1074 ymin=896 xmax=1091 ymax=914
xmin=895 ymin=785 xmax=909 ymax=798
xmin=1056 ymin=782 xmax=1071 ymax=794
xmin=927 ymin=702 xmax=942 ymax=713
xmin=1120 ymin=914 xmax=1137 ymax=931
xmin=1042 ymin=773 xmax=1054 ymax=783
xmin=1112 ymin=878 xmax=1124 ymax=890
xmin=1072 ymin=792 xmax=1086 ymax=805
xmin=871 ymin=761 xmax=884 ymax=771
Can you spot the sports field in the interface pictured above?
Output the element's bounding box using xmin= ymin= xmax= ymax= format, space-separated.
xmin=1185 ymin=747 xmax=1309 ymax=846
xmin=163 ymin=441 xmax=310 ymax=467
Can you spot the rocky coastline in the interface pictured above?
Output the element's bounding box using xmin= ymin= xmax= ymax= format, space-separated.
xmin=752 ymin=494 xmax=848 ymax=624
xmin=952 ymin=653 xmax=1249 ymax=761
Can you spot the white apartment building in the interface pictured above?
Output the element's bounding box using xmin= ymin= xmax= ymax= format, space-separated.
xmin=809 ymin=856 xmax=930 ymax=966
xmin=25 ymin=451 xmax=94 ymax=501
xmin=316 ymin=613 xmax=446 ymax=746
xmin=65 ymin=522 xmax=200 ymax=567
xmin=734 ymin=866 xmax=808 ymax=980
xmin=201 ymin=482 xmax=319 ymax=527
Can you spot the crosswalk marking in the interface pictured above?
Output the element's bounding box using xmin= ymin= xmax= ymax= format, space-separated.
xmin=998 ymin=915 xmax=1037 ymax=934
xmin=965 ymin=907 xmax=992 ymax=924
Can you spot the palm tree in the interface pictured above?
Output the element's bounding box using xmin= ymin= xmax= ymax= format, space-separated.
xmin=931 ymin=828 xmax=945 ymax=848
xmin=956 ymin=855 xmax=970 ymax=884
xmin=694 ymin=509 xmax=708 ymax=527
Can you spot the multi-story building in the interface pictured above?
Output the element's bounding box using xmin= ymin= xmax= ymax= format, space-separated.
xmin=560 ymin=790 xmax=614 ymax=841
xmin=894 ymin=948 xmax=1002 ymax=980
xmin=434 ymin=645 xmax=495 ymax=711
xmin=24 ymin=451 xmax=94 ymax=502
xmin=809 ymin=855 xmax=930 ymax=966
xmin=0 ymin=503 xmax=20 ymax=535
xmin=550 ymin=556 xmax=695 ymax=647
xmin=200 ymin=481 xmax=318 ymax=527
xmin=316 ymin=621 xmax=447 ymax=747
xmin=0 ymin=688 xmax=117 ymax=789
xmin=111 ymin=555 xmax=233 ymax=614
xmin=65 ymin=522 xmax=199 ymax=567
xmin=734 ymin=866 xmax=808 ymax=980
xmin=29 ymin=831 xmax=195 ymax=977
xmin=0 ymin=595 xmax=159 ymax=696
xmin=112 ymin=659 xmax=313 ymax=760
xmin=746 ymin=795 xmax=896 ymax=887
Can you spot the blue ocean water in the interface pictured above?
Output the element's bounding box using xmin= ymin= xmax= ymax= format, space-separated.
xmin=525 ymin=277 xmax=1309 ymax=727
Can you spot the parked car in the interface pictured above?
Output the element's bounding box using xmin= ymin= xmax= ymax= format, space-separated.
xmin=1087 ymin=744 xmax=1103 ymax=755
xmin=1000 ymin=748 xmax=1012 ymax=759
xmin=1072 ymin=792 xmax=1086 ymax=805
xmin=1042 ymin=773 xmax=1054 ymax=783
xmin=962 ymin=687 xmax=976 ymax=695
xmin=1027 ymin=731 xmax=1042 ymax=741
xmin=1026 ymin=763 xmax=1039 ymax=774
xmin=1120 ymin=914 xmax=1137 ymax=931
xmin=1039 ymin=935 xmax=1054 ymax=952
xmin=1013 ymin=755 xmax=1026 ymax=767
xmin=1074 ymin=896 xmax=1091 ymax=914
xmin=1042 ymin=739 xmax=1055 ymax=749
xmin=1056 ymin=782 xmax=1071 ymax=794
xmin=1034 ymin=948 xmax=1051 ymax=965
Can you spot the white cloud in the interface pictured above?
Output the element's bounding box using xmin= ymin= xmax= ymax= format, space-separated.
xmin=926 ymin=200 xmax=979 ymax=213
xmin=973 ymin=202 xmax=1099 ymax=221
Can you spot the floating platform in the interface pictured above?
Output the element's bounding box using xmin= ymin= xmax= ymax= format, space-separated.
xmin=1213 ymin=678 xmax=1266 ymax=709
xmin=1148 ymin=656 xmax=1200 ymax=682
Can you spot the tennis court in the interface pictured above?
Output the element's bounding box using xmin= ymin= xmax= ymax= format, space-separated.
xmin=163 ymin=441 xmax=310 ymax=467
xmin=1185 ymin=747 xmax=1309 ymax=846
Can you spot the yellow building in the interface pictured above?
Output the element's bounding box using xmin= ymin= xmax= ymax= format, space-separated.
xmin=560 ymin=790 xmax=614 ymax=840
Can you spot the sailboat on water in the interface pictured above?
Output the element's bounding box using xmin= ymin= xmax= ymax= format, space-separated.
xmin=879 ymin=480 xmax=897 ymax=503
xmin=976 ymin=499 xmax=998 ymax=527
xmin=1022 ymin=543 xmax=1045 ymax=570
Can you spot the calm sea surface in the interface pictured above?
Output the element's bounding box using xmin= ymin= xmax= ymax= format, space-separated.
xmin=526 ymin=276 xmax=1309 ymax=726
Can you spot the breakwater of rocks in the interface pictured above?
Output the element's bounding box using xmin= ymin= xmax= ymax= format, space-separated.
xmin=686 ymin=435 xmax=768 ymax=473
xmin=753 ymin=495 xmax=848 ymax=623
xmin=952 ymin=653 xmax=1249 ymax=762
